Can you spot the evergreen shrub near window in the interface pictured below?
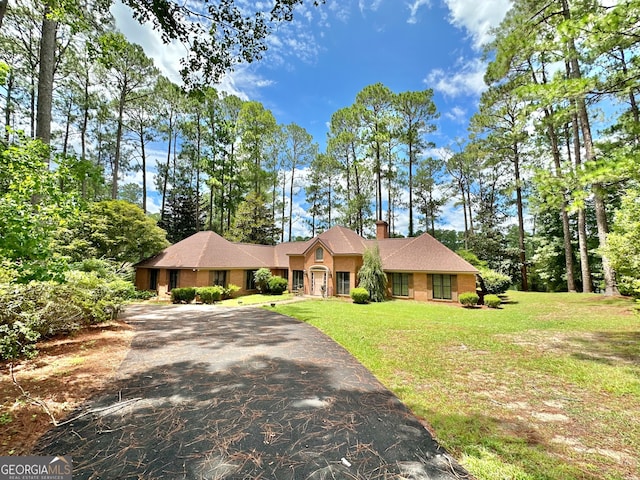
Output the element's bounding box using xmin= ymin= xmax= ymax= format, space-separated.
xmin=484 ymin=294 xmax=502 ymax=308
xmin=224 ymin=284 xmax=241 ymax=299
xmin=171 ymin=287 xmax=196 ymax=304
xmin=351 ymin=287 xmax=370 ymax=304
xmin=254 ymin=268 xmax=272 ymax=293
xmin=268 ymin=276 xmax=288 ymax=295
xmin=479 ymin=269 xmax=512 ymax=295
xmin=459 ymin=292 xmax=479 ymax=307
xmin=196 ymin=286 xmax=224 ymax=304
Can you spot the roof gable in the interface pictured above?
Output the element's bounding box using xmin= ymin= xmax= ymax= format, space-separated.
xmin=301 ymin=226 xmax=368 ymax=256
xmin=375 ymin=233 xmax=478 ymax=273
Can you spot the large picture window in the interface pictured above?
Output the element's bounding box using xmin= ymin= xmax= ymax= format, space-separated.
xmin=245 ymin=270 xmax=257 ymax=290
xmin=292 ymin=270 xmax=304 ymax=291
xmin=392 ymin=273 xmax=409 ymax=297
xmin=169 ymin=270 xmax=179 ymax=291
xmin=433 ymin=274 xmax=452 ymax=300
xmin=149 ymin=269 xmax=158 ymax=290
xmin=336 ymin=272 xmax=350 ymax=295
xmin=211 ymin=270 xmax=227 ymax=287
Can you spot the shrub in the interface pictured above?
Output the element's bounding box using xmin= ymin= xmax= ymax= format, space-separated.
xmin=459 ymin=292 xmax=479 ymax=307
xmin=0 ymin=321 xmax=40 ymax=361
xmin=0 ymin=271 xmax=138 ymax=361
xmin=197 ymin=286 xmax=224 ymax=304
xmin=479 ymin=269 xmax=512 ymax=295
xmin=254 ymin=268 xmax=272 ymax=293
xmin=268 ymin=276 xmax=288 ymax=295
xmin=617 ymin=276 xmax=640 ymax=299
xmin=171 ymin=287 xmax=196 ymax=304
xmin=351 ymin=287 xmax=370 ymax=304
xmin=223 ymin=284 xmax=241 ymax=299
xmin=484 ymin=294 xmax=502 ymax=308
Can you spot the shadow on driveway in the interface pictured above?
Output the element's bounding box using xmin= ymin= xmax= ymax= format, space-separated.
xmin=37 ymin=304 xmax=469 ymax=479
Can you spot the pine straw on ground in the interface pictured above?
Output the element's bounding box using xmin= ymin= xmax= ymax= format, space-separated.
xmin=0 ymin=321 xmax=134 ymax=455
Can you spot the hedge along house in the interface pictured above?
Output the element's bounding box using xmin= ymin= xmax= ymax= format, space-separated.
xmin=134 ymin=221 xmax=479 ymax=302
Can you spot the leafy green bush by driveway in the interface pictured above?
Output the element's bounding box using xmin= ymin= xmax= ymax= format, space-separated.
xmin=0 ymin=271 xmax=137 ymax=361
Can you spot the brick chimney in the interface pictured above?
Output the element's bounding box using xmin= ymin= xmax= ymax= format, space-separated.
xmin=375 ymin=220 xmax=389 ymax=240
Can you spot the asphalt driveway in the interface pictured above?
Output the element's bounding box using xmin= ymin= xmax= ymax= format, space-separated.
xmin=37 ymin=304 xmax=469 ymax=479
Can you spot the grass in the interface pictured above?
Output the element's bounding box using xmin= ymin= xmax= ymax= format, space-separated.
xmin=276 ymin=292 xmax=640 ymax=480
xmin=219 ymin=292 xmax=295 ymax=306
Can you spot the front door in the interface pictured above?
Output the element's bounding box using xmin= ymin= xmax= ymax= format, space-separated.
xmin=311 ymin=270 xmax=327 ymax=296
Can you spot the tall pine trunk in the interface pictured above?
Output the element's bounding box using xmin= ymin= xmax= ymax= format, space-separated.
xmin=35 ymin=8 xmax=57 ymax=155
xmin=562 ymin=0 xmax=618 ymax=295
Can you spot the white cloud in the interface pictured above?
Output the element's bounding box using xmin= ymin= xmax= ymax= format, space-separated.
xmin=444 ymin=105 xmax=467 ymax=122
xmin=443 ymin=0 xmax=512 ymax=49
xmin=111 ymin=1 xmax=187 ymax=85
xmin=406 ymin=0 xmax=431 ymax=24
xmin=424 ymin=57 xmax=487 ymax=97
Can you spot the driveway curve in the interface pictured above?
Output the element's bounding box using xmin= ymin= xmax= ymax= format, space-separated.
xmin=37 ymin=304 xmax=469 ymax=480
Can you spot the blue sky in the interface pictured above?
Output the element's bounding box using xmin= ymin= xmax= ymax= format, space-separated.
xmin=113 ymin=0 xmax=512 ymax=236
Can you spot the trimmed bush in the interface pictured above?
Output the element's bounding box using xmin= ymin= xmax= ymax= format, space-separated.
xmin=254 ymin=268 xmax=272 ymax=293
xmin=459 ymin=292 xmax=479 ymax=307
xmin=197 ymin=286 xmax=224 ymax=304
xmin=268 ymin=276 xmax=288 ymax=295
xmin=171 ymin=287 xmax=196 ymax=304
xmin=479 ymin=269 xmax=512 ymax=295
xmin=223 ymin=284 xmax=241 ymax=299
xmin=484 ymin=294 xmax=501 ymax=308
xmin=351 ymin=287 xmax=370 ymax=304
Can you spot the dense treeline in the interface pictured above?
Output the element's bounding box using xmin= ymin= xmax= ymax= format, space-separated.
xmin=1 ymin=0 xmax=639 ymax=301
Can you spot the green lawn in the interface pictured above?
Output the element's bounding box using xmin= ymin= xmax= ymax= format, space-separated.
xmin=276 ymin=292 xmax=640 ymax=480
xmin=218 ymin=292 xmax=295 ymax=306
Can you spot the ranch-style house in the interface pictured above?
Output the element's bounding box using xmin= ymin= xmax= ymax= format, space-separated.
xmin=134 ymin=221 xmax=479 ymax=302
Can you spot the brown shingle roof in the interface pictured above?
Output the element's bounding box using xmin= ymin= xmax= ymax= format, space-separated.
xmin=298 ymin=226 xmax=368 ymax=256
xmin=373 ymin=233 xmax=478 ymax=273
xmin=136 ymin=231 xmax=274 ymax=269
xmin=135 ymin=227 xmax=478 ymax=274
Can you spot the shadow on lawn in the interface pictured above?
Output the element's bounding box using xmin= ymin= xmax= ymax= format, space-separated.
xmin=36 ymin=305 xmax=468 ymax=480
xmin=569 ymin=330 xmax=640 ymax=367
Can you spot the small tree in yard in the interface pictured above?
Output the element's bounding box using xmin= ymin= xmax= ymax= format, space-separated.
xmin=357 ymin=245 xmax=387 ymax=302
xmin=254 ymin=268 xmax=272 ymax=293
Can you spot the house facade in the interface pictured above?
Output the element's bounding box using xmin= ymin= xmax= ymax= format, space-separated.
xmin=134 ymin=221 xmax=478 ymax=302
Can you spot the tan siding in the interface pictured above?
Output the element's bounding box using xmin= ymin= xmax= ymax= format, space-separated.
xmin=288 ymin=257 xmax=305 ymax=293
xmin=457 ymin=274 xmax=477 ymax=298
xmin=228 ymin=270 xmax=248 ymax=295
xmin=414 ymin=274 xmax=429 ymax=302
xmin=179 ymin=270 xmax=197 ymax=288
xmin=135 ymin=268 xmax=149 ymax=290
xmin=333 ymin=256 xmax=363 ymax=293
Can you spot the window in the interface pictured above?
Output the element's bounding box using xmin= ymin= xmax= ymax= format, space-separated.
xmin=149 ymin=269 xmax=158 ymax=290
xmin=245 ymin=270 xmax=257 ymax=290
xmin=292 ymin=270 xmax=304 ymax=291
xmin=392 ymin=273 xmax=409 ymax=297
xmin=210 ymin=270 xmax=227 ymax=287
xmin=315 ymin=247 xmax=324 ymax=261
xmin=169 ymin=270 xmax=179 ymax=291
xmin=433 ymin=274 xmax=452 ymax=300
xmin=336 ymin=272 xmax=350 ymax=295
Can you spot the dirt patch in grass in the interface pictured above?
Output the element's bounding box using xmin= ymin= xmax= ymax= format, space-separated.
xmin=0 ymin=321 xmax=134 ymax=455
